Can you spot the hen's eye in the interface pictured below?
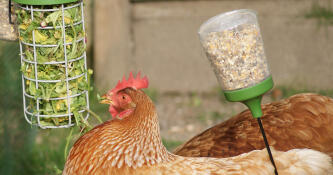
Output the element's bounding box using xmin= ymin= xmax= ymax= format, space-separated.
xmin=122 ymin=96 xmax=126 ymax=100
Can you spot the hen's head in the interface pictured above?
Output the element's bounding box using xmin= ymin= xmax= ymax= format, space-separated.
xmin=100 ymin=72 xmax=149 ymax=119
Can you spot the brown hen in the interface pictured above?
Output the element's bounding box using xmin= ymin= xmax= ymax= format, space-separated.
xmin=63 ymin=74 xmax=333 ymax=175
xmin=174 ymin=93 xmax=333 ymax=159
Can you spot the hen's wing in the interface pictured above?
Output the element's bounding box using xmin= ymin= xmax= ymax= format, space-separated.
xmin=174 ymin=93 xmax=333 ymax=158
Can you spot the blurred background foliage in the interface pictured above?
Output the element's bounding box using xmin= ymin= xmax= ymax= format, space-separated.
xmin=0 ymin=40 xmax=66 ymax=175
xmin=0 ymin=40 xmax=176 ymax=174
xmin=0 ymin=39 xmax=182 ymax=174
xmin=0 ymin=40 xmax=108 ymax=174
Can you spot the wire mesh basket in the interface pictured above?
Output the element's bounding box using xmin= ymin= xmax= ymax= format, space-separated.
xmin=14 ymin=0 xmax=89 ymax=129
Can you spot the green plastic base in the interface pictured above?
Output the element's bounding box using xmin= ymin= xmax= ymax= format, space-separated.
xmin=224 ymin=76 xmax=273 ymax=102
xmin=224 ymin=76 xmax=274 ymax=118
xmin=13 ymin=0 xmax=78 ymax=5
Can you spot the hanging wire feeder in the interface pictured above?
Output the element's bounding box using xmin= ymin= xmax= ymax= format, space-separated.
xmin=14 ymin=0 xmax=89 ymax=129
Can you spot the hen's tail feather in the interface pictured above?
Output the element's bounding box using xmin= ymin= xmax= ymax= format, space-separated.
xmin=275 ymin=148 xmax=333 ymax=175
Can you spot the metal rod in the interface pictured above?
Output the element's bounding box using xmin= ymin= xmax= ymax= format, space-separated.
xmin=25 ymin=109 xmax=86 ymax=118
xmin=257 ymin=118 xmax=278 ymax=175
xmin=23 ymin=72 xmax=86 ymax=83
xmin=22 ymin=54 xmax=85 ymax=65
xmin=61 ymin=4 xmax=72 ymax=126
xmin=17 ymin=3 xmax=80 ymax=12
xmin=30 ymin=5 xmax=42 ymax=128
xmin=21 ymin=37 xmax=84 ymax=47
xmin=80 ymin=1 xmax=90 ymax=121
xmin=24 ymin=90 xmax=87 ymax=101
xmin=18 ymin=22 xmax=31 ymax=124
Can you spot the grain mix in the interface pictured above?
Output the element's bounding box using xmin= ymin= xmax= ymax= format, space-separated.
xmin=203 ymin=23 xmax=270 ymax=90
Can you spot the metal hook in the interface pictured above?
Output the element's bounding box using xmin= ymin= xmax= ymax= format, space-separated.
xmin=9 ymin=0 xmax=14 ymax=24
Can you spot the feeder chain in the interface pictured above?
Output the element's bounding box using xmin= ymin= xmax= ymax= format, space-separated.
xmin=8 ymin=0 xmax=14 ymax=24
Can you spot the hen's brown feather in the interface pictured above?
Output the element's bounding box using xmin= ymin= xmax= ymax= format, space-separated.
xmin=174 ymin=93 xmax=333 ymax=158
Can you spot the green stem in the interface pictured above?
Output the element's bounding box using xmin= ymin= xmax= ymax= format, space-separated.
xmin=79 ymin=113 xmax=92 ymax=130
xmin=85 ymin=108 xmax=103 ymax=124
xmin=64 ymin=127 xmax=74 ymax=160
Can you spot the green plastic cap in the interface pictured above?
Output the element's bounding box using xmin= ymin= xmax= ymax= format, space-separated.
xmin=13 ymin=0 xmax=78 ymax=5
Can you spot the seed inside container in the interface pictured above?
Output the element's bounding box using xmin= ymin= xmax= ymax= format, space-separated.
xmin=203 ymin=23 xmax=270 ymax=91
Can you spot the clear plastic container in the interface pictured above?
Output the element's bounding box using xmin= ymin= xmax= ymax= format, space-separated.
xmin=198 ymin=9 xmax=270 ymax=91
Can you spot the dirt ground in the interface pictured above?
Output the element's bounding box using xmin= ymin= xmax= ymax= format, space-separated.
xmin=156 ymin=91 xmax=274 ymax=144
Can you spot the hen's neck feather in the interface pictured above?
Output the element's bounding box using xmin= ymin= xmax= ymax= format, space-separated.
xmin=112 ymin=92 xmax=173 ymax=168
xmin=77 ymin=90 xmax=173 ymax=170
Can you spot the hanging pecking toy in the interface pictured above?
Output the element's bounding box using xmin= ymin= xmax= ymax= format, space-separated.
xmin=198 ymin=9 xmax=278 ymax=174
xmin=13 ymin=0 xmax=90 ymax=129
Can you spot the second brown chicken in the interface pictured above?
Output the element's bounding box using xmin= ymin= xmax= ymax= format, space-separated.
xmin=174 ymin=93 xmax=333 ymax=158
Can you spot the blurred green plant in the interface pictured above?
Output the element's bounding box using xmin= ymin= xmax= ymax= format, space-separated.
xmin=209 ymin=111 xmax=226 ymax=121
xmin=188 ymin=92 xmax=202 ymax=107
xmin=211 ymin=86 xmax=228 ymax=104
xmin=0 ymin=40 xmax=70 ymax=175
xmin=274 ymin=85 xmax=333 ymax=99
xmin=196 ymin=111 xmax=228 ymax=124
xmin=305 ymin=1 xmax=333 ymax=26
xmin=0 ymin=41 xmax=47 ymax=174
xmin=196 ymin=112 xmax=207 ymax=123
xmin=143 ymin=88 xmax=159 ymax=103
xmin=162 ymin=138 xmax=183 ymax=151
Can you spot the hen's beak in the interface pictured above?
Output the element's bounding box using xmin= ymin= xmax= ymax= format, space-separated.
xmin=99 ymin=94 xmax=114 ymax=105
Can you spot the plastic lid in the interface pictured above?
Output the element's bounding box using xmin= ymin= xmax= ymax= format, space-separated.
xmin=13 ymin=0 xmax=78 ymax=5
xmin=198 ymin=9 xmax=258 ymax=42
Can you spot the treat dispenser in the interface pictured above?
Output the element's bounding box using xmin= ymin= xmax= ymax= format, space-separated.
xmin=198 ymin=9 xmax=277 ymax=174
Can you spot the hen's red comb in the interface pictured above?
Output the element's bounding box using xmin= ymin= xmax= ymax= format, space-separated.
xmin=109 ymin=72 xmax=149 ymax=94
